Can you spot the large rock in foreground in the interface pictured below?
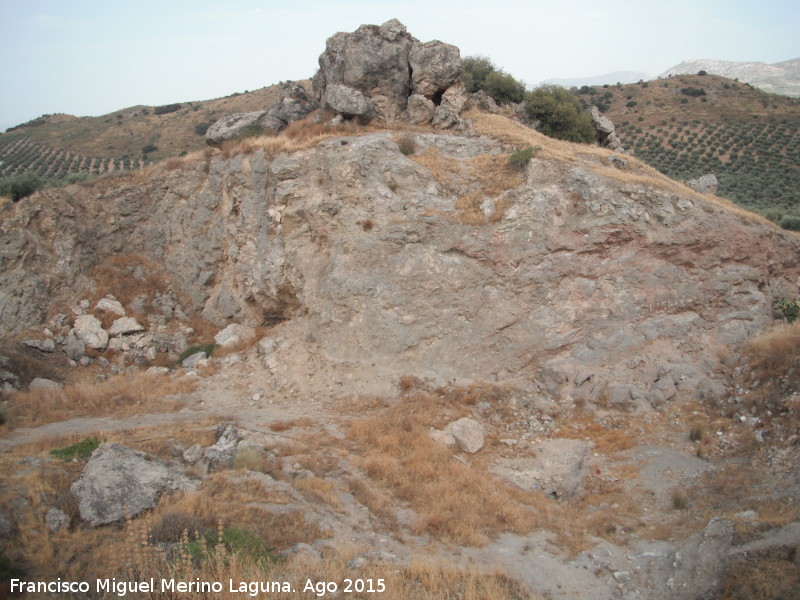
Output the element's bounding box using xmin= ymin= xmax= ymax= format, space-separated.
xmin=71 ymin=443 xmax=197 ymax=526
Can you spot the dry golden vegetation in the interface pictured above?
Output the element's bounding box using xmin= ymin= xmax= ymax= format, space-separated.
xmin=3 ymin=372 xmax=195 ymax=429
xmin=347 ymin=388 xmax=580 ymax=548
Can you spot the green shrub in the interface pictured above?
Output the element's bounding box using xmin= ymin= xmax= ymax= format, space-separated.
xmin=178 ymin=343 xmax=216 ymax=364
xmin=681 ymin=87 xmax=706 ymax=97
xmin=50 ymin=437 xmax=101 ymax=461
xmin=0 ymin=172 xmax=43 ymax=201
xmin=141 ymin=144 xmax=158 ymax=154
xmin=461 ymin=55 xmax=526 ymax=104
xmin=186 ymin=527 xmax=277 ymax=566
xmin=508 ymin=146 xmax=538 ymax=171
xmin=524 ymin=85 xmax=595 ymax=143
xmin=194 ymin=122 xmax=212 ymax=136
xmin=625 ymin=100 xmax=637 ymax=108
xmin=0 ymin=408 xmax=6 ymax=426
xmin=483 ymin=70 xmax=526 ymax=104
xmin=461 ymin=56 xmax=495 ymax=94
xmin=154 ymin=103 xmax=182 ymax=115
xmin=0 ymin=552 xmax=25 ymax=581
xmin=780 ymin=216 xmax=800 ymax=232
xmin=776 ymin=297 xmax=800 ymax=323
xmin=396 ymin=135 xmax=416 ymax=156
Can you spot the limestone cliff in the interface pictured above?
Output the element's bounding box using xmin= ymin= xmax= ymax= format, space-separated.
xmin=2 ymin=118 xmax=799 ymax=402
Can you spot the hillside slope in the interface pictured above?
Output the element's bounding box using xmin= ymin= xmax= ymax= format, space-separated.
xmin=0 ymin=82 xmax=304 ymax=179
xmin=578 ymin=74 xmax=800 ymax=220
xmin=660 ymin=57 xmax=800 ymax=97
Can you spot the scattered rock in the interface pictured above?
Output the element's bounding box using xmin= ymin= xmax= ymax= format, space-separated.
xmin=23 ymin=338 xmax=55 ymax=353
xmin=96 ymin=297 xmax=125 ymax=316
xmin=444 ymin=417 xmax=485 ymax=454
xmin=201 ymin=423 xmax=242 ymax=472
xmin=63 ymin=331 xmax=86 ymax=361
xmin=29 ymin=378 xmax=62 ymax=391
xmin=205 ymin=111 xmax=270 ymax=147
xmin=45 ymin=508 xmax=70 ymax=531
xmin=70 ymin=443 xmax=197 ymax=526
xmin=686 ymin=173 xmax=719 ymax=195
xmin=72 ymin=315 xmax=108 ymax=350
xmin=214 ymin=323 xmax=257 ymax=348
xmin=108 ymin=317 xmax=145 ymax=336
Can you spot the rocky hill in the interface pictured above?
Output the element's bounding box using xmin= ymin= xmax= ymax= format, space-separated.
xmin=661 ymin=58 xmax=800 ymax=97
xmin=577 ymin=74 xmax=800 ymax=223
xmin=1 ymin=20 xmax=799 ymax=600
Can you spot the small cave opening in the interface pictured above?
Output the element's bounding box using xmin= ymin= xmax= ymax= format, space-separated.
xmin=431 ymin=89 xmax=445 ymax=107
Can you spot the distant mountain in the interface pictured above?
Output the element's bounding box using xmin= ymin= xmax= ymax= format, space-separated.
xmin=660 ymin=58 xmax=800 ymax=97
xmin=540 ymin=71 xmax=650 ymax=88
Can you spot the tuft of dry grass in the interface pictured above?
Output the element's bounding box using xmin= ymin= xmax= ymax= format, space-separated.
xmin=4 ymin=372 xmax=194 ymax=428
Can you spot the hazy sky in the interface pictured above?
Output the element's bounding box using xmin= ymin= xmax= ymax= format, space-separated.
xmin=1 ymin=0 xmax=798 ymax=131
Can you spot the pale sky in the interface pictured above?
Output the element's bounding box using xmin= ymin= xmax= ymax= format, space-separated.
xmin=1 ymin=0 xmax=798 ymax=131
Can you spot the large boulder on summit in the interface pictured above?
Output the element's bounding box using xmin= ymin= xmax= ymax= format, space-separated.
xmin=313 ymin=19 xmax=414 ymax=115
xmin=409 ymin=40 xmax=462 ymax=98
xmin=312 ymin=19 xmax=463 ymax=126
xmin=71 ymin=443 xmax=197 ymax=526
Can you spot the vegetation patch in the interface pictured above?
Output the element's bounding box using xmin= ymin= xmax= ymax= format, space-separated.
xmin=178 ymin=343 xmax=216 ymax=364
xmin=49 ymin=436 xmax=101 ymax=461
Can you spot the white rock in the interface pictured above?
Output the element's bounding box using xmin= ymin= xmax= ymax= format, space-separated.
xmin=214 ymin=323 xmax=257 ymax=348
xmin=73 ymin=315 xmax=108 ymax=349
xmin=29 ymin=378 xmax=62 ymax=391
xmin=96 ymin=297 xmax=126 ymax=316
xmin=429 ymin=428 xmax=456 ymax=447
xmin=108 ymin=317 xmax=144 ymax=336
xmin=145 ymin=366 xmax=170 ymax=376
xmin=444 ymin=417 xmax=485 ymax=454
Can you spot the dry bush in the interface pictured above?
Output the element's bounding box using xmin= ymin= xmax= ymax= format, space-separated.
xmin=720 ymin=554 xmax=800 ymax=600
xmin=293 ymin=476 xmax=341 ymax=508
xmin=164 ymin=157 xmax=183 ymax=171
xmin=4 ymin=372 xmax=194 ymax=428
xmin=269 ymin=417 xmax=312 ymax=432
xmin=410 ymin=147 xmax=461 ymax=185
xmin=455 ymin=190 xmax=486 ymax=225
xmin=560 ymin=414 xmax=636 ymax=453
xmin=89 ymin=253 xmax=172 ymax=310
xmin=345 ymin=476 xmax=398 ymax=528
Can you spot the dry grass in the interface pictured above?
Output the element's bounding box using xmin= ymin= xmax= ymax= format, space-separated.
xmin=559 ymin=414 xmax=636 ymax=454
xmin=4 ymin=372 xmax=194 ymax=428
xmin=348 ymin=391 xmax=563 ymax=546
xmin=293 ymin=476 xmax=342 ymax=509
xmin=88 ymin=253 xmax=172 ymax=311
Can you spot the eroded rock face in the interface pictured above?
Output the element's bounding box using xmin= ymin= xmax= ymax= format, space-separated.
xmin=3 ymin=130 xmax=800 ymax=405
xmin=312 ymin=19 xmax=462 ymax=126
xmin=588 ymin=106 xmax=624 ymax=151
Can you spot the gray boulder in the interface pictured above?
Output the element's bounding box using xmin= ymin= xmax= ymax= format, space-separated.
xmin=63 ymin=331 xmax=85 ymax=361
xmin=202 ymin=423 xmax=243 ymax=472
xmin=214 ymin=323 xmax=256 ymax=348
xmin=181 ymin=351 xmax=207 ymax=369
xmin=23 ymin=338 xmax=55 ymax=353
xmin=444 ymin=417 xmax=485 ymax=454
xmin=322 ymin=84 xmax=374 ymax=122
xmin=588 ymin=105 xmax=624 ymax=151
xmin=409 ymin=40 xmax=462 ymax=98
xmin=29 ymin=378 xmax=62 ymax=391
xmin=205 ymin=111 xmax=276 ymax=147
xmin=70 ymin=443 xmax=197 ymax=526
xmin=686 ymin=173 xmax=719 ymax=195
xmin=108 ymin=317 xmax=144 ymax=336
xmin=72 ymin=315 xmax=108 ymax=350
xmin=313 ymin=19 xmax=415 ymax=118
xmin=266 ymin=85 xmax=317 ymax=127
xmin=470 ymin=90 xmax=499 ymax=113
xmin=96 ymin=297 xmax=125 ymax=316
xmin=405 ymin=94 xmax=435 ymax=125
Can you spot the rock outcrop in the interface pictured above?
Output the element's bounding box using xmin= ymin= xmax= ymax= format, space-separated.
xmin=71 ymin=443 xmax=197 ymax=526
xmin=686 ymin=173 xmax=719 ymax=195
xmin=312 ymin=20 xmax=465 ymax=127
xmin=588 ymin=105 xmax=624 ymax=151
xmin=3 ymin=127 xmax=800 ymax=404
xmin=206 ymin=85 xmax=316 ymax=146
